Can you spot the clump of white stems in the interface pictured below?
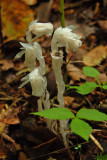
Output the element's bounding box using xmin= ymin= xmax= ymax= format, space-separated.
xmin=15 ymin=20 xmax=53 ymax=129
xmin=15 ymin=19 xmax=82 ymax=146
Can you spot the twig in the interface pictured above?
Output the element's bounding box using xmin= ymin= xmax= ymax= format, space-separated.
xmin=90 ymin=134 xmax=104 ymax=152
xmin=2 ymin=132 xmax=15 ymax=144
xmin=84 ymin=97 xmax=95 ymax=109
xmin=67 ymin=131 xmax=74 ymax=160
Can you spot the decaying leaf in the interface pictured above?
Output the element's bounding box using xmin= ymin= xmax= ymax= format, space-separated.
xmin=66 ymin=64 xmax=86 ymax=81
xmin=0 ymin=107 xmax=20 ymax=125
xmin=83 ymin=45 xmax=107 ymax=66
xmin=0 ymin=60 xmax=14 ymax=71
xmin=98 ymin=73 xmax=107 ymax=83
xmin=64 ymin=96 xmax=75 ymax=107
xmin=1 ymin=0 xmax=34 ymax=40
xmin=22 ymin=0 xmax=37 ymax=5
xmin=98 ymin=20 xmax=107 ymax=30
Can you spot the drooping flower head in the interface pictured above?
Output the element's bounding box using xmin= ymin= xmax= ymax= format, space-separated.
xmin=26 ymin=19 xmax=53 ymax=43
xmin=14 ymin=42 xmax=45 ymax=72
xmin=51 ymin=25 xmax=82 ymax=53
xmin=14 ymin=42 xmax=36 ymax=70
xmin=19 ymin=68 xmax=46 ymax=97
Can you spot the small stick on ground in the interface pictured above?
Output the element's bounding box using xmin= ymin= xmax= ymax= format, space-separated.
xmin=90 ymin=134 xmax=104 ymax=152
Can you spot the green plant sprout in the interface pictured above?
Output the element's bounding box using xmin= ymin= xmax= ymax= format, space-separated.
xmin=97 ymin=153 xmax=107 ymax=160
xmin=74 ymin=144 xmax=81 ymax=150
xmin=31 ymin=107 xmax=107 ymax=141
xmin=66 ymin=66 xmax=107 ymax=95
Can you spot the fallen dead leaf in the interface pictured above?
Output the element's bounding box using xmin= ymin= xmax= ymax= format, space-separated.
xmin=0 ymin=60 xmax=14 ymax=71
xmin=83 ymin=45 xmax=107 ymax=66
xmin=98 ymin=20 xmax=107 ymax=30
xmin=22 ymin=0 xmax=37 ymax=5
xmin=66 ymin=63 xmax=86 ymax=81
xmin=0 ymin=107 xmax=20 ymax=125
xmin=98 ymin=73 xmax=107 ymax=83
xmin=1 ymin=0 xmax=34 ymax=40
xmin=64 ymin=96 xmax=75 ymax=107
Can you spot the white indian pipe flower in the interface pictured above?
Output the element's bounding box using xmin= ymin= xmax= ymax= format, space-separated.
xmin=14 ymin=42 xmax=36 ymax=71
xmin=51 ymin=25 xmax=82 ymax=53
xmin=15 ymin=42 xmax=46 ymax=74
xmin=26 ymin=19 xmax=53 ymax=42
xmin=19 ymin=68 xmax=46 ymax=97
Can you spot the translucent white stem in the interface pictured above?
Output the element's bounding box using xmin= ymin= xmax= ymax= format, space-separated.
xmin=37 ymin=98 xmax=43 ymax=112
xmin=42 ymin=79 xmax=51 ymax=129
xmin=51 ymin=51 xmax=65 ymax=107
xmin=51 ymin=51 xmax=68 ymax=147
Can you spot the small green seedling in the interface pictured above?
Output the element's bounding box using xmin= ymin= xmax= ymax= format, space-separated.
xmin=97 ymin=153 xmax=107 ymax=160
xmin=74 ymin=144 xmax=81 ymax=150
xmin=31 ymin=107 xmax=107 ymax=141
xmin=66 ymin=66 xmax=107 ymax=95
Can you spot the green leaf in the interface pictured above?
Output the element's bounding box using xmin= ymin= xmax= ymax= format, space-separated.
xmin=31 ymin=107 xmax=75 ymax=120
xmin=76 ymin=82 xmax=98 ymax=95
xmin=97 ymin=154 xmax=107 ymax=160
xmin=83 ymin=66 xmax=100 ymax=78
xmin=70 ymin=118 xmax=92 ymax=141
xmin=77 ymin=108 xmax=107 ymax=121
xmin=102 ymin=84 xmax=107 ymax=90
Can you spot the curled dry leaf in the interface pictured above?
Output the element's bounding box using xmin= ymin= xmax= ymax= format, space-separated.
xmin=66 ymin=63 xmax=86 ymax=81
xmin=1 ymin=0 xmax=34 ymax=40
xmin=83 ymin=45 xmax=107 ymax=66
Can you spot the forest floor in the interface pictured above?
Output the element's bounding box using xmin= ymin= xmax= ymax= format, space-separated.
xmin=0 ymin=0 xmax=107 ymax=160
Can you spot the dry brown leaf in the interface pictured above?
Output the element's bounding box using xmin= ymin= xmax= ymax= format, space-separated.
xmin=83 ymin=45 xmax=107 ymax=66
xmin=66 ymin=64 xmax=86 ymax=81
xmin=22 ymin=0 xmax=37 ymax=5
xmin=98 ymin=20 xmax=107 ymax=30
xmin=0 ymin=60 xmax=14 ymax=71
xmin=0 ymin=107 xmax=20 ymax=125
xmin=64 ymin=96 xmax=75 ymax=107
xmin=1 ymin=0 xmax=34 ymax=40
xmin=98 ymin=73 xmax=107 ymax=83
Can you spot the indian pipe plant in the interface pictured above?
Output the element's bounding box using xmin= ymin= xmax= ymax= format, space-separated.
xmin=14 ymin=0 xmax=107 ymax=148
